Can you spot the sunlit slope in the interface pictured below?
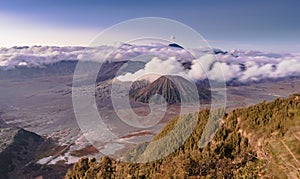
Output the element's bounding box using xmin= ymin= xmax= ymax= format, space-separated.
xmin=65 ymin=94 xmax=300 ymax=178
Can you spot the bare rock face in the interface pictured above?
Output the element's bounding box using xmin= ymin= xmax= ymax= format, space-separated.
xmin=0 ymin=118 xmax=8 ymax=128
xmin=130 ymin=75 xmax=211 ymax=105
xmin=0 ymin=126 xmax=44 ymax=179
xmin=130 ymin=79 xmax=149 ymax=92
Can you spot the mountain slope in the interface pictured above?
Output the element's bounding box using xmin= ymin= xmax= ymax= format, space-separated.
xmin=0 ymin=125 xmax=72 ymax=179
xmin=65 ymin=94 xmax=300 ymax=178
xmin=0 ymin=127 xmax=44 ymax=179
xmin=130 ymin=75 xmax=211 ymax=104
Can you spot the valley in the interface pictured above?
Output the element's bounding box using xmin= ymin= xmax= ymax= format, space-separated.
xmin=0 ymin=57 xmax=300 ymax=178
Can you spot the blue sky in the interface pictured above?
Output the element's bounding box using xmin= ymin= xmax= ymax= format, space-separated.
xmin=0 ymin=0 xmax=299 ymax=52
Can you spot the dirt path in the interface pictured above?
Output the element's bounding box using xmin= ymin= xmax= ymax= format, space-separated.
xmin=280 ymin=139 xmax=300 ymax=168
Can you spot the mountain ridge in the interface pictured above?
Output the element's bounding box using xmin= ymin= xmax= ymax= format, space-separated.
xmin=65 ymin=94 xmax=300 ymax=178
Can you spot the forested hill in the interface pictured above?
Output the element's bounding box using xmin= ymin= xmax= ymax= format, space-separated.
xmin=65 ymin=94 xmax=300 ymax=178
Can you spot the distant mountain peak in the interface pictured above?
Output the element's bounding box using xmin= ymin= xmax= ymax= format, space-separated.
xmin=130 ymin=75 xmax=210 ymax=105
xmin=168 ymin=43 xmax=184 ymax=49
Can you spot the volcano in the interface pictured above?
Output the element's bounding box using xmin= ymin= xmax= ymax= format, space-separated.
xmin=130 ymin=75 xmax=211 ymax=105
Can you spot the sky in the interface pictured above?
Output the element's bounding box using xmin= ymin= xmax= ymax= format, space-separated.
xmin=0 ymin=0 xmax=300 ymax=52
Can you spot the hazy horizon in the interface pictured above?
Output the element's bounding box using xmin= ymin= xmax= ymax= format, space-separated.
xmin=1 ymin=0 xmax=300 ymax=53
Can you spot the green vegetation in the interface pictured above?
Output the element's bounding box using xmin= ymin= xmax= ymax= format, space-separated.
xmin=65 ymin=94 xmax=300 ymax=178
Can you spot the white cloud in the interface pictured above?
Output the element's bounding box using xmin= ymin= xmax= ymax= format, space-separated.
xmin=117 ymin=57 xmax=188 ymax=82
xmin=188 ymin=55 xmax=215 ymax=80
xmin=0 ymin=46 xmax=84 ymax=68
xmin=1 ymin=44 xmax=300 ymax=83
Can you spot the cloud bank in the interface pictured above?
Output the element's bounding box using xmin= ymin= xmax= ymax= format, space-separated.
xmin=117 ymin=49 xmax=300 ymax=83
xmin=1 ymin=45 xmax=300 ymax=83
